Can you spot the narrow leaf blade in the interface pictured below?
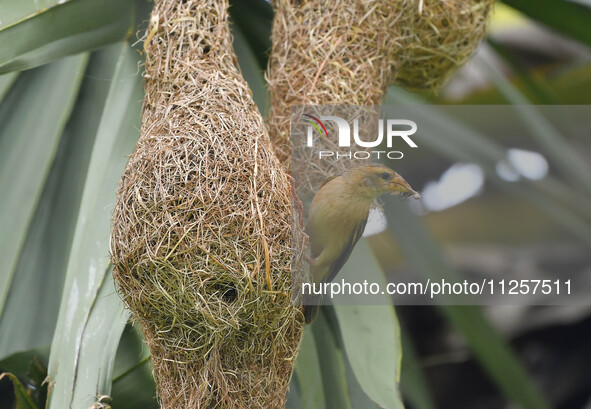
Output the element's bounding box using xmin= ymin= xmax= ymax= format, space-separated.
xmin=46 ymin=42 xmax=143 ymax=409
xmin=334 ymin=240 xmax=405 ymax=409
xmin=0 ymin=372 xmax=39 ymax=409
xmin=0 ymin=54 xmax=87 ymax=322
xmin=0 ymin=46 xmax=123 ymax=359
xmin=312 ymin=311 xmax=355 ymax=409
xmin=501 ymin=0 xmax=591 ymax=48
xmin=295 ymin=329 xmax=326 ymax=409
xmin=0 ymin=0 xmax=133 ymax=74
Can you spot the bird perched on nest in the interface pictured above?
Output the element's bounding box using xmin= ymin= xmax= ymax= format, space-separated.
xmin=304 ymin=164 xmax=420 ymax=323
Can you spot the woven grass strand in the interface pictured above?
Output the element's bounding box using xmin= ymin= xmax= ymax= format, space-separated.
xmin=110 ymin=1 xmax=305 ymax=408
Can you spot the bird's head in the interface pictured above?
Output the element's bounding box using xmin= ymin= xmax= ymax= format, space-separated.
xmin=344 ymin=164 xmax=421 ymax=200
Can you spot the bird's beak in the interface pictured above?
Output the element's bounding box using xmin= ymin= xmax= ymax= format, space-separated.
xmin=389 ymin=174 xmax=421 ymax=199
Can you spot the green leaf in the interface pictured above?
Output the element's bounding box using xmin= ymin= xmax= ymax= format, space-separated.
xmin=0 ymin=47 xmax=122 ymax=360
xmin=312 ymin=311 xmax=354 ymax=409
xmin=0 ymin=0 xmax=133 ymax=74
xmin=0 ymin=353 xmax=51 ymax=409
xmin=0 ymin=372 xmax=39 ymax=409
xmin=343 ymin=355 xmax=380 ymax=409
xmin=501 ymin=0 xmax=591 ymax=48
xmin=334 ymin=240 xmax=405 ymax=409
xmin=232 ymin=22 xmax=268 ymax=114
xmin=0 ymin=72 xmax=18 ymax=100
xmin=295 ymin=329 xmax=326 ymax=409
xmin=46 ymin=42 xmax=143 ymax=409
xmin=0 ymin=54 xmax=87 ymax=322
xmin=400 ymin=331 xmax=436 ymax=409
xmin=111 ymin=326 xmax=157 ymax=409
xmin=81 ymin=269 xmax=131 ymax=397
xmin=26 ymin=357 xmax=48 ymax=409
xmin=229 ymin=0 xmax=273 ymax=69
xmin=0 ymin=0 xmax=65 ymax=28
xmin=383 ymin=197 xmax=551 ymax=409
xmin=287 ymin=374 xmax=303 ymax=409
xmin=0 ymin=348 xmax=47 ymax=374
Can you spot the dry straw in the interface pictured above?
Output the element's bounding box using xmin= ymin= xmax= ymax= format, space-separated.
xmin=267 ymin=0 xmax=493 ymax=187
xmin=110 ymin=1 xmax=305 ymax=408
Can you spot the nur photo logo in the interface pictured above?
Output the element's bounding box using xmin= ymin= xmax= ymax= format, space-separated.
xmin=302 ymin=113 xmax=419 ymax=160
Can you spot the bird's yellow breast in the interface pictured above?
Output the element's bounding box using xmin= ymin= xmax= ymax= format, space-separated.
xmin=306 ymin=177 xmax=372 ymax=281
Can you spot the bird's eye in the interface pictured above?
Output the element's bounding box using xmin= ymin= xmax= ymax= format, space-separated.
xmin=380 ymin=172 xmax=391 ymax=180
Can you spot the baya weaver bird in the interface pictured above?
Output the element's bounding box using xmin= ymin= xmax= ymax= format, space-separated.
xmin=304 ymin=164 xmax=420 ymax=323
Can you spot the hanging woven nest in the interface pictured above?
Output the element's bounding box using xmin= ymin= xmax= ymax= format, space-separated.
xmin=266 ymin=0 xmax=493 ymax=185
xmin=266 ymin=0 xmax=407 ymax=170
xmin=393 ymin=0 xmax=494 ymax=91
xmin=110 ymin=1 xmax=306 ymax=408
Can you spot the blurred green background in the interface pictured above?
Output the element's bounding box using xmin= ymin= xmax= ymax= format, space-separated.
xmin=0 ymin=0 xmax=590 ymax=408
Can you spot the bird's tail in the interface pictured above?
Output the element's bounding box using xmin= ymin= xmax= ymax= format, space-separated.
xmin=303 ymin=294 xmax=322 ymax=323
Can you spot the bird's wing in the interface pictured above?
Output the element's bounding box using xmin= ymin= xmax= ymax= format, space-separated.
xmin=318 ymin=175 xmax=338 ymax=190
xmin=323 ymin=216 xmax=367 ymax=283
